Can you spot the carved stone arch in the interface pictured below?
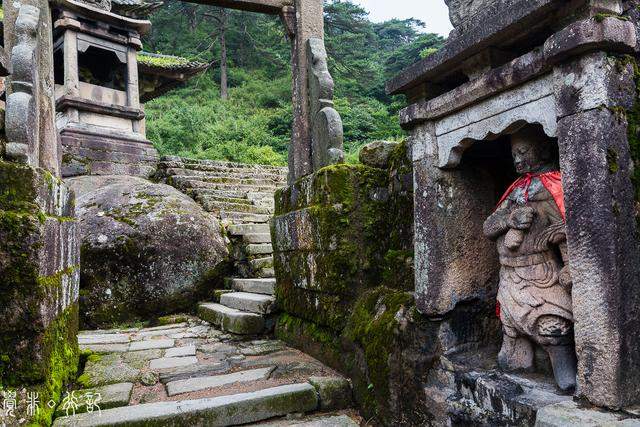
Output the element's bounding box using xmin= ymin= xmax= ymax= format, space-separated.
xmin=434 ymin=74 xmax=557 ymax=169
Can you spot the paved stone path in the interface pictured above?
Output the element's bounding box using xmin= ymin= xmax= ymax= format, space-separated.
xmin=54 ymin=317 xmax=359 ymax=426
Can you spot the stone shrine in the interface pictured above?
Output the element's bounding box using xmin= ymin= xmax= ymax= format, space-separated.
xmin=387 ymin=0 xmax=640 ymax=418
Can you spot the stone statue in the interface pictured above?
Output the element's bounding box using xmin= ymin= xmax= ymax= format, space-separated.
xmin=483 ymin=127 xmax=577 ymax=393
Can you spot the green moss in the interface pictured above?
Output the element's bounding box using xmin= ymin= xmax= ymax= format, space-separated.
xmin=138 ymin=52 xmax=194 ymax=68
xmin=343 ymin=287 xmax=414 ymax=415
xmin=37 ymin=266 xmax=79 ymax=288
xmin=594 ymin=13 xmax=628 ymax=23
xmin=621 ymin=56 xmax=640 ymax=229
xmin=607 ymin=148 xmax=620 ymax=174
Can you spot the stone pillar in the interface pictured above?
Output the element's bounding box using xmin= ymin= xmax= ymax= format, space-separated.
xmin=63 ymin=28 xmax=80 ymax=122
xmin=289 ymin=0 xmax=323 ymax=183
xmin=554 ymin=51 xmax=640 ymax=408
xmin=127 ymin=47 xmax=142 ymax=133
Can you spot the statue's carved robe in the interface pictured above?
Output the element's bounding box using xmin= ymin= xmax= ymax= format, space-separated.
xmin=488 ymin=175 xmax=573 ymax=344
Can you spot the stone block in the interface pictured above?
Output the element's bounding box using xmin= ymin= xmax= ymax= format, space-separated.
xmin=308 ymin=376 xmax=353 ymax=410
xmin=198 ymin=303 xmax=266 ymax=335
xmin=220 ymin=292 xmax=276 ymax=314
xmin=53 ymin=383 xmax=319 ymax=426
xmin=149 ymin=356 xmax=198 ymax=370
xmin=359 ymin=141 xmax=399 ymax=169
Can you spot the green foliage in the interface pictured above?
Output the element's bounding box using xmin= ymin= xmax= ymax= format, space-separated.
xmin=144 ymin=0 xmax=444 ymax=164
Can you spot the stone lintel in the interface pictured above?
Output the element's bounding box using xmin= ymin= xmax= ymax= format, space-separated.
xmin=386 ymin=0 xmax=570 ymax=96
xmin=179 ymin=0 xmax=291 ymax=14
xmin=399 ymin=17 xmax=636 ymax=129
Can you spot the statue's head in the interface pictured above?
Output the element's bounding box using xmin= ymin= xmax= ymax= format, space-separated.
xmin=511 ymin=126 xmax=555 ymax=175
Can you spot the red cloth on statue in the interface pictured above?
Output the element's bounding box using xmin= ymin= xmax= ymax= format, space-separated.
xmin=494 ymin=171 xmax=565 ymax=319
xmin=496 ymin=171 xmax=565 ymax=220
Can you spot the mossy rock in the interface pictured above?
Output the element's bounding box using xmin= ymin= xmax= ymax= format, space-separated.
xmin=68 ymin=175 xmax=229 ymax=328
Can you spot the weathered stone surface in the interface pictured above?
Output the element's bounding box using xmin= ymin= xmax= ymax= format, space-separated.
xmin=198 ymin=303 xmax=266 ymax=335
xmin=129 ymin=339 xmax=175 ymax=351
xmin=149 ymin=356 xmax=198 ymax=370
xmin=0 ymin=161 xmax=79 ymax=426
xmin=231 ymin=278 xmax=276 ymax=295
xmin=54 ymin=382 xmax=133 ymax=417
xmin=165 ymin=367 xmax=274 ymax=396
xmin=79 ymin=354 xmax=141 ymax=387
xmin=79 ymin=343 xmax=129 ymax=354
xmin=535 ymin=400 xmax=640 ymax=426
xmin=308 ymin=376 xmax=352 ymax=411
xmin=307 ymin=38 xmax=344 ymax=171
xmin=258 ymin=414 xmax=360 ymax=427
xmin=240 ymin=341 xmax=285 ymax=356
xmin=359 ymin=141 xmax=399 ymax=169
xmin=165 ymin=345 xmax=197 ymax=358
xmin=220 ymin=292 xmax=276 ymax=314
xmin=68 ymin=175 xmax=229 ymax=328
xmin=122 ymin=349 xmax=163 ymax=369
xmin=556 ymin=107 xmax=640 ymax=408
xmin=53 ymin=383 xmax=319 ymax=426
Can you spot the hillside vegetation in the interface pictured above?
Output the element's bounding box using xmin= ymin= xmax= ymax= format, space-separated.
xmin=144 ymin=0 xmax=445 ymax=165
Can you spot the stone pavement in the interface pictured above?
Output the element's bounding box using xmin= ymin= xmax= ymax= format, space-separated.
xmin=54 ymin=316 xmax=360 ymax=426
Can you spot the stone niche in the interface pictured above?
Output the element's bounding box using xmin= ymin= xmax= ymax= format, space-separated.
xmin=52 ymin=0 xmax=158 ymax=178
xmin=387 ymin=0 xmax=640 ymax=422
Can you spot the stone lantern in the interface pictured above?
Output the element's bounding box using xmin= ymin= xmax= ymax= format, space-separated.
xmin=52 ymin=0 xmax=158 ymax=177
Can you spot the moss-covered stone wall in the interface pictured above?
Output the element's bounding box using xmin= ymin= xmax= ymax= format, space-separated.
xmin=0 ymin=160 xmax=80 ymax=425
xmin=272 ymin=143 xmax=429 ymax=423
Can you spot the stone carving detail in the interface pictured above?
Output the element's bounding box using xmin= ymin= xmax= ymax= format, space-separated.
xmin=5 ymin=4 xmax=40 ymax=166
xmin=307 ymin=38 xmax=344 ymax=171
xmin=483 ymin=127 xmax=577 ymax=393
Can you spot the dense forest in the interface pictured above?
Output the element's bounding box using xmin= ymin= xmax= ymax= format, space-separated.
xmin=143 ymin=0 xmax=445 ymax=165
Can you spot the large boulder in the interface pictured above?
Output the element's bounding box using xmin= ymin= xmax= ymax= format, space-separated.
xmin=68 ymin=175 xmax=229 ymax=328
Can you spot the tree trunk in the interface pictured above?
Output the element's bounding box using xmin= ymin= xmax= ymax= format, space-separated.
xmin=219 ymin=9 xmax=229 ymax=100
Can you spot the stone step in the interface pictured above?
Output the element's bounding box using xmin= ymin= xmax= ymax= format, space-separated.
xmin=198 ymin=303 xmax=265 ymax=335
xmin=220 ymin=212 xmax=271 ymax=224
xmin=200 ymin=199 xmax=272 ymax=215
xmin=231 ymin=278 xmax=276 ymax=295
xmin=220 ymin=292 xmax=276 ymax=314
xmin=166 ymin=366 xmax=274 ymax=396
xmin=163 ymin=167 xmax=287 ymax=182
xmin=242 ymin=233 xmax=272 ymax=244
xmin=250 ymin=256 xmax=274 ymax=271
xmin=188 ymin=188 xmax=274 ymax=201
xmin=257 ymin=267 xmax=275 ymax=278
xmin=246 ymin=243 xmax=273 ymax=256
xmin=159 ymin=158 xmax=288 ymax=174
xmin=229 ymin=223 xmax=270 ymax=235
xmin=52 ymin=383 xmax=318 ymax=426
xmin=169 ymin=176 xmax=281 ymax=193
xmin=170 ymin=175 xmax=282 ymax=188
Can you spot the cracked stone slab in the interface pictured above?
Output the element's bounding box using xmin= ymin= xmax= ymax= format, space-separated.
xmin=55 ymin=383 xmax=133 ymax=417
xmin=149 ymin=356 xmax=198 ymax=370
xmin=165 ymin=367 xmax=275 ymax=396
xmin=165 ymin=345 xmax=197 ymax=358
xmin=129 ymin=339 xmax=175 ymax=351
xmin=158 ymin=362 xmax=229 ymax=384
xmin=53 ymin=383 xmax=319 ymax=426
xmin=78 ymin=334 xmax=131 ymax=345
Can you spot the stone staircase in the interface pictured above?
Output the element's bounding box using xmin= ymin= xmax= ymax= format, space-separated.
xmin=54 ymin=319 xmax=360 ymax=426
xmin=157 ymin=157 xmax=284 ymax=336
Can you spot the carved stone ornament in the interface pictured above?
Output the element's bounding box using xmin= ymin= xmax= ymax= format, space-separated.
xmin=483 ymin=127 xmax=577 ymax=394
xmin=5 ymin=4 xmax=40 ymax=166
xmin=307 ymin=38 xmax=345 ymax=171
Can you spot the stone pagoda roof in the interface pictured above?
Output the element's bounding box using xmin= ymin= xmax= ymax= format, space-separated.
xmin=111 ymin=0 xmax=163 ymax=18
xmin=138 ymin=52 xmax=209 ymax=102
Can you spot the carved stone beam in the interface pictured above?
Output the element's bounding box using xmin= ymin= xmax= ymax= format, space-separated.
xmin=180 ymin=0 xmax=293 ymax=14
xmin=5 ymin=4 xmax=40 ymax=166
